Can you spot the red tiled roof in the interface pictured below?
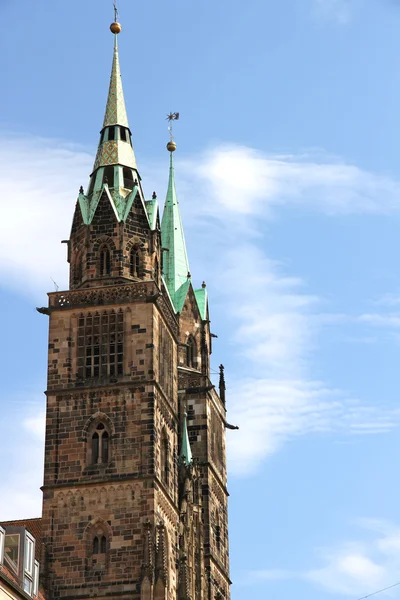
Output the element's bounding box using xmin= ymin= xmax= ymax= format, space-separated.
xmin=0 ymin=518 xmax=42 ymax=562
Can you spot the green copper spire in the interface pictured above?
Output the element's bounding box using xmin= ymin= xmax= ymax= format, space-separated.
xmin=161 ymin=150 xmax=190 ymax=310
xmin=103 ymin=35 xmax=129 ymax=129
xmin=180 ymin=412 xmax=193 ymax=467
xmin=92 ymin=32 xmax=137 ymax=174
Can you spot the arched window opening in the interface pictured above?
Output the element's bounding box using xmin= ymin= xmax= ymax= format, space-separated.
xmin=160 ymin=432 xmax=169 ymax=485
xmin=130 ymin=248 xmax=140 ymax=277
xmin=99 ymin=246 xmax=111 ymax=277
xmin=120 ymin=127 xmax=127 ymax=142
xmin=73 ymin=255 xmax=83 ymax=286
xmin=92 ymin=432 xmax=99 ymax=464
xmin=215 ymin=512 xmax=221 ymax=552
xmin=153 ymin=257 xmax=159 ymax=284
xmin=186 ymin=336 xmax=196 ymax=368
xmin=88 ymin=524 xmax=110 ymax=571
xmin=90 ymin=423 xmax=110 ymax=465
xmin=123 ymin=167 xmax=133 ymax=190
xmin=108 ymin=126 xmax=115 ymax=141
xmin=93 ymin=537 xmax=99 ymax=554
xmin=103 ymin=166 xmax=114 ymax=188
xmin=102 ymin=431 xmax=109 ymax=463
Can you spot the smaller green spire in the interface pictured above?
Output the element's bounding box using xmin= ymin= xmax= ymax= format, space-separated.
xmin=180 ymin=412 xmax=193 ymax=467
xmin=161 ymin=151 xmax=191 ymax=310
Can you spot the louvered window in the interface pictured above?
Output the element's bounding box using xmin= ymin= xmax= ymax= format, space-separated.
xmin=77 ymin=311 xmax=124 ymax=379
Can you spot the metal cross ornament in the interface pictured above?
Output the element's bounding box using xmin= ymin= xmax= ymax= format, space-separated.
xmin=113 ymin=1 xmax=119 ymax=22
xmin=167 ymin=112 xmax=180 ymax=141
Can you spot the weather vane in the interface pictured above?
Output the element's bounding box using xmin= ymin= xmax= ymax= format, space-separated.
xmin=166 ymin=112 xmax=180 ymax=142
xmin=113 ymin=0 xmax=119 ymax=22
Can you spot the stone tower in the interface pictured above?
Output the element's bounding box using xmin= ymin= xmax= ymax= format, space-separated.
xmin=39 ymin=17 xmax=231 ymax=600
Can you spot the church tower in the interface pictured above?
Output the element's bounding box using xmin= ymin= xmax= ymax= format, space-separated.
xmin=39 ymin=15 xmax=231 ymax=600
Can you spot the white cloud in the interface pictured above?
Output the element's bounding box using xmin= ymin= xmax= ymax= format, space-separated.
xmin=181 ymin=146 xmax=400 ymax=219
xmin=305 ymin=520 xmax=400 ymax=596
xmin=0 ymin=135 xmax=92 ymax=300
xmin=1 ymin=135 xmax=400 ymax=488
xmin=0 ymin=400 xmax=45 ymax=520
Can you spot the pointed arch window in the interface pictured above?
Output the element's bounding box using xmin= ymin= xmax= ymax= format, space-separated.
xmin=103 ymin=166 xmax=114 ymax=188
xmin=186 ymin=336 xmax=196 ymax=368
xmin=130 ymin=247 xmax=140 ymax=277
xmin=153 ymin=257 xmax=159 ymax=284
xmin=215 ymin=512 xmax=221 ymax=552
xmin=160 ymin=430 xmax=169 ymax=485
xmin=73 ymin=253 xmax=83 ymax=286
xmin=99 ymin=245 xmax=111 ymax=277
xmin=90 ymin=423 xmax=111 ymax=465
xmin=88 ymin=522 xmax=110 ymax=571
xmin=123 ymin=167 xmax=134 ymax=190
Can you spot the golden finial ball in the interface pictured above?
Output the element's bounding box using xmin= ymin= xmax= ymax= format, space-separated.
xmin=167 ymin=141 xmax=177 ymax=152
xmin=110 ymin=22 xmax=122 ymax=34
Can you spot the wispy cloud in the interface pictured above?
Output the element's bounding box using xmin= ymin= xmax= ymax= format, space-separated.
xmin=1 ymin=135 xmax=400 ymax=493
xmin=305 ymin=519 xmax=400 ymax=596
xmin=181 ymin=145 xmax=400 ymax=219
xmin=0 ymin=397 xmax=45 ymax=519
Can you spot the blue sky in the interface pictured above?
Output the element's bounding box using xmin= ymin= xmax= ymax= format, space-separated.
xmin=3 ymin=0 xmax=400 ymax=598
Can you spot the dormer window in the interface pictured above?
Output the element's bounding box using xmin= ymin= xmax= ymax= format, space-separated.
xmin=5 ymin=533 xmax=19 ymax=572
xmin=33 ymin=561 xmax=39 ymax=597
xmin=0 ymin=526 xmax=4 ymax=565
xmin=23 ymin=532 xmax=35 ymax=596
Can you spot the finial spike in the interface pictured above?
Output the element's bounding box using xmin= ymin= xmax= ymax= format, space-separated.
xmin=166 ymin=112 xmax=179 ymax=152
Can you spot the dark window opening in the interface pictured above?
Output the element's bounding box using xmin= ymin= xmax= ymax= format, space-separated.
xmin=90 ymin=423 xmax=111 ymax=465
xmin=161 ymin=433 xmax=168 ymax=485
xmin=123 ymin=167 xmax=134 ymax=190
xmin=130 ymin=248 xmax=140 ymax=277
xmin=120 ymin=127 xmax=127 ymax=142
xmin=216 ymin=525 xmax=221 ymax=550
xmin=102 ymin=431 xmax=109 ymax=463
xmin=108 ymin=126 xmax=115 ymax=141
xmin=93 ymin=537 xmax=99 ymax=554
xmin=78 ymin=310 xmax=124 ymax=380
xmin=103 ymin=166 xmax=114 ymax=188
xmin=99 ymin=246 xmax=111 ymax=277
xmin=100 ymin=130 xmax=105 ymax=144
xmin=186 ymin=336 xmax=196 ymax=368
xmin=153 ymin=258 xmax=159 ymax=283
xmin=92 ymin=432 xmax=99 ymax=464
xmin=100 ymin=536 xmax=107 ymax=554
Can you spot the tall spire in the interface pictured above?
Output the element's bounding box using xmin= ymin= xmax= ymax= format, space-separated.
xmin=103 ymin=35 xmax=129 ymax=129
xmin=180 ymin=412 xmax=193 ymax=467
xmin=90 ymin=14 xmax=137 ymax=179
xmin=161 ymin=142 xmax=190 ymax=310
